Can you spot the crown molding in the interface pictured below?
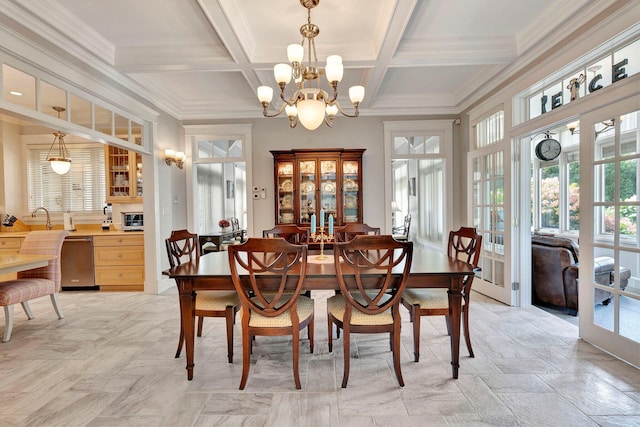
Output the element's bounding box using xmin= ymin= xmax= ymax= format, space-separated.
xmin=395 ymin=36 xmax=517 ymax=66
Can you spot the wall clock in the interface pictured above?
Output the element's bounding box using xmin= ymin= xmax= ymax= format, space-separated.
xmin=535 ymin=137 xmax=561 ymax=161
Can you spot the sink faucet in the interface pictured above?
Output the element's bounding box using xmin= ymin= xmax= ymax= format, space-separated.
xmin=32 ymin=207 xmax=53 ymax=230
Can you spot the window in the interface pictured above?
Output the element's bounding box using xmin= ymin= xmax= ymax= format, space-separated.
xmin=532 ymin=125 xmax=580 ymax=234
xmin=27 ymin=145 xmax=106 ymax=213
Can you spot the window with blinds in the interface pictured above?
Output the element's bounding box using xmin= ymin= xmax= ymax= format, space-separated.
xmin=27 ymin=145 xmax=106 ymax=213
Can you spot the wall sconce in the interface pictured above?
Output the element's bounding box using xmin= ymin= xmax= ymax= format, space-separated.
xmin=164 ymin=149 xmax=185 ymax=169
xmin=565 ymin=118 xmax=618 ymax=138
xmin=566 ymin=121 xmax=579 ymax=135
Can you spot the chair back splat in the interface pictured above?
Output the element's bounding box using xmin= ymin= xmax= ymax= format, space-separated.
xmin=333 ymin=223 xmax=380 ymax=242
xmin=262 ymin=224 xmax=310 ymax=245
xmin=329 ymin=235 xmax=412 ymax=387
xmin=228 ymin=238 xmax=314 ymax=390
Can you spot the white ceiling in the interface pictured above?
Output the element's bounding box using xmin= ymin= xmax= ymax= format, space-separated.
xmin=2 ymin=0 xmax=607 ymax=122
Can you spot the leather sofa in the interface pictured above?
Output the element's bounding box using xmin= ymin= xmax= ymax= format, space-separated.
xmin=531 ymin=235 xmax=630 ymax=315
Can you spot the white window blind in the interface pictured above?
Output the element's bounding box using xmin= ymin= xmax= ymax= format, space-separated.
xmin=27 ymin=145 xmax=106 ymax=213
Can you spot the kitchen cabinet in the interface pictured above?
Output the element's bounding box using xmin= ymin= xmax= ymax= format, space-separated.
xmin=94 ymin=234 xmax=144 ymax=291
xmin=271 ymin=149 xmax=364 ymax=226
xmin=105 ymin=145 xmax=143 ymax=203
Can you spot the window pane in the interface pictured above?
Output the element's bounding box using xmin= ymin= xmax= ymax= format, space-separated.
xmin=2 ymin=64 xmax=36 ymax=110
xmin=540 ymin=164 xmax=560 ymax=229
xmin=70 ymin=94 xmax=91 ymax=128
xmin=568 ymin=158 xmax=580 ymax=231
xmin=95 ymin=105 xmax=112 ymax=135
xmin=41 ymin=81 xmax=67 ymax=118
xmin=393 ymin=136 xmax=409 ymax=155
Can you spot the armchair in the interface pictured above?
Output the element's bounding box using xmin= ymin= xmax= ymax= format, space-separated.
xmin=531 ymin=235 xmax=630 ymax=315
xmin=0 ymin=230 xmax=67 ymax=342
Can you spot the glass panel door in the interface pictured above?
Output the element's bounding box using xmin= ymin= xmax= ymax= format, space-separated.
xmin=581 ymin=101 xmax=640 ymax=367
xmin=299 ymin=160 xmax=316 ymax=225
xmin=342 ymin=160 xmax=359 ymax=223
xmin=319 ymin=160 xmax=337 ymax=225
xmin=277 ymin=161 xmax=294 ymax=224
xmin=470 ymin=150 xmax=510 ymax=304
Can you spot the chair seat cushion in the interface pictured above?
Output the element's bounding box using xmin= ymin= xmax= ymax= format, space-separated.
xmin=248 ymin=295 xmax=314 ymax=328
xmin=196 ymin=291 xmax=240 ymax=311
xmin=327 ymin=294 xmax=393 ymax=325
xmin=0 ymin=278 xmax=56 ymax=306
xmin=402 ymin=289 xmax=452 ymax=309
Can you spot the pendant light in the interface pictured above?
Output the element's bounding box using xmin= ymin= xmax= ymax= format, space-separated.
xmin=46 ymin=106 xmax=71 ymax=175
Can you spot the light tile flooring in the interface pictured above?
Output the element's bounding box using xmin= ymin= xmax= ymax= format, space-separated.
xmin=0 ymin=289 xmax=639 ymax=427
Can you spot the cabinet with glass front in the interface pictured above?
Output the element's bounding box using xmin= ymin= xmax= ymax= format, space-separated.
xmin=105 ymin=146 xmax=143 ymax=203
xmin=271 ymin=149 xmax=364 ymax=226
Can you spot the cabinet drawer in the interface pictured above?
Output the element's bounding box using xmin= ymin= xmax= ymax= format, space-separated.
xmin=94 ymin=234 xmax=144 ymax=247
xmin=0 ymin=237 xmax=22 ymax=251
xmin=94 ymin=246 xmax=144 ymax=265
xmin=95 ymin=266 xmax=144 ymax=285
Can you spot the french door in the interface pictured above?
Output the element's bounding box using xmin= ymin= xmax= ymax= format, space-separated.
xmin=468 ymin=148 xmax=514 ymax=305
xmin=579 ymin=97 xmax=640 ymax=367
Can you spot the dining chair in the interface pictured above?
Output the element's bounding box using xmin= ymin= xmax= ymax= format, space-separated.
xmin=0 ymin=230 xmax=67 ymax=342
xmin=228 ymin=238 xmax=314 ymax=390
xmin=262 ymin=224 xmax=310 ymax=245
xmin=165 ymin=229 xmax=240 ymax=362
xmin=328 ymin=235 xmax=413 ymax=387
xmin=401 ymin=226 xmax=482 ymax=362
xmin=392 ymin=214 xmax=412 ymax=242
xmin=333 ymin=223 xmax=380 ymax=242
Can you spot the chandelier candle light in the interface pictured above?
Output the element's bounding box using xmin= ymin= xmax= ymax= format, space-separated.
xmin=310 ymin=210 xmax=334 ymax=260
xmin=257 ymin=0 xmax=365 ymax=130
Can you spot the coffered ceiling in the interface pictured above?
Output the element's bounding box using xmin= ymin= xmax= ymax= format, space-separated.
xmin=1 ymin=0 xmax=612 ymax=122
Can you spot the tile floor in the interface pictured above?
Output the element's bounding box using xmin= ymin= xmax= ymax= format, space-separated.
xmin=0 ymin=289 xmax=639 ymax=426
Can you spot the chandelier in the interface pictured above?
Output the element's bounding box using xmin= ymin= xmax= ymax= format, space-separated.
xmin=46 ymin=106 xmax=71 ymax=175
xmin=257 ymin=0 xmax=364 ymax=130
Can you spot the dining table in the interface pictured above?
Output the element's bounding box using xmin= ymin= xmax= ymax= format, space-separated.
xmin=164 ymin=247 xmax=475 ymax=381
xmin=0 ymin=253 xmax=54 ymax=275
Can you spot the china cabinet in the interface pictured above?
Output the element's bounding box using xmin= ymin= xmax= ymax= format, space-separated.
xmin=105 ymin=146 xmax=143 ymax=203
xmin=271 ymin=149 xmax=364 ymax=226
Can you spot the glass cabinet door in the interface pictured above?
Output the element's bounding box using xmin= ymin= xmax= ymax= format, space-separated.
xmin=299 ymin=160 xmax=316 ymax=224
xmin=342 ymin=160 xmax=360 ymax=223
xmin=320 ymin=160 xmax=337 ymax=226
xmin=277 ymin=161 xmax=295 ymax=223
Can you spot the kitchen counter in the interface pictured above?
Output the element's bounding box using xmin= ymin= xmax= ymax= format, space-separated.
xmin=0 ymin=229 xmax=143 ymax=238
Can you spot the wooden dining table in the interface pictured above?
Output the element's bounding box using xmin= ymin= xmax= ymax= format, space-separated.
xmin=0 ymin=253 xmax=54 ymax=275
xmin=164 ymin=247 xmax=475 ymax=381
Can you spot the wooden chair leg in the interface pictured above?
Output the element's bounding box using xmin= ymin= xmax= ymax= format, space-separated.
xmin=50 ymin=293 xmax=64 ymax=319
xmin=292 ymin=326 xmax=301 ymax=390
xmin=445 ymin=315 xmax=452 ymax=336
xmin=341 ymin=325 xmax=351 ymax=388
xmin=411 ymin=305 xmax=420 ymax=362
xmin=3 ymin=305 xmax=14 ymax=342
xmin=20 ymin=301 xmax=34 ymax=319
xmin=175 ymin=322 xmax=184 ymax=358
xmin=463 ymin=305 xmax=474 ymax=358
xmin=327 ymin=311 xmax=333 ymax=353
xmin=308 ymin=313 xmax=314 ymax=354
xmin=392 ymin=319 xmax=404 ymax=387
xmin=239 ymin=323 xmax=251 ymax=390
xmin=225 ymin=306 xmax=234 ymax=363
xmin=197 ymin=316 xmax=204 ymax=337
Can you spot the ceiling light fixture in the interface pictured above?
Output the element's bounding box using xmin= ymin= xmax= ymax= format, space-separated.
xmin=257 ymin=0 xmax=364 ymax=130
xmin=46 ymin=106 xmax=71 ymax=175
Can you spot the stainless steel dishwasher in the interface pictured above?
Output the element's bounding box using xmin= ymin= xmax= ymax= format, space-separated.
xmin=61 ymin=236 xmax=97 ymax=289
